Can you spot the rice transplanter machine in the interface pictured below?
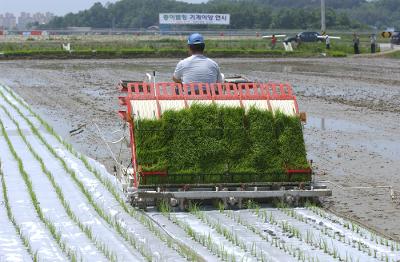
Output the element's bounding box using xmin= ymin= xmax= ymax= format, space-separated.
xmin=117 ymin=76 xmax=331 ymax=208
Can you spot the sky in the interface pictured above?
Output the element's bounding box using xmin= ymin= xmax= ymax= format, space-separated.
xmin=1 ymin=0 xmax=207 ymax=16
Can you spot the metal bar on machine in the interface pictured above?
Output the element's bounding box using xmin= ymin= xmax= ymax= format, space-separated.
xmin=139 ymin=189 xmax=332 ymax=199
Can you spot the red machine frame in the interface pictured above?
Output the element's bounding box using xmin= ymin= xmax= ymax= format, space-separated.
xmin=118 ymin=81 xmax=307 ymax=188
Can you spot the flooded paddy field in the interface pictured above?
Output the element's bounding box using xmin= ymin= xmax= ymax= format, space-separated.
xmin=0 ymin=56 xmax=399 ymax=241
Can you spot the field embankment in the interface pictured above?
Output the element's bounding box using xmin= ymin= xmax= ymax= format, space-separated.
xmin=0 ymin=35 xmax=375 ymax=59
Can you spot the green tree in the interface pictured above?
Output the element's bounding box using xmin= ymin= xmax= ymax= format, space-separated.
xmin=43 ymin=0 xmax=398 ymax=30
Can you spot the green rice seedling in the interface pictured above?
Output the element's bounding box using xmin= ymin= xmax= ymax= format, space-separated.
xmin=218 ymin=201 xmax=225 ymax=213
xmin=0 ymin=90 xmax=194 ymax=260
xmin=171 ymin=213 xmax=232 ymax=259
xmin=0 ymin=95 xmax=156 ymax=261
xmin=254 ymin=204 xmax=260 ymax=216
xmin=188 ymin=201 xmax=201 ymax=214
xmin=245 ymin=199 xmax=259 ymax=211
xmin=251 ymin=242 xmax=256 ymax=256
xmin=297 ymin=249 xmax=303 ymax=260
xmin=131 ymin=212 xmax=194 ymax=259
xmin=195 ymin=211 xmax=250 ymax=254
xmin=268 ymin=212 xmax=276 ymax=225
xmin=1 ymin=167 xmax=36 ymax=260
xmin=194 ymin=210 xmax=293 ymax=261
xmin=247 ymin=108 xmax=282 ymax=176
xmin=135 ymin=118 xmax=167 ymax=173
xmin=0 ymin=86 xmax=324 ymax=260
xmin=322 ymin=239 xmax=328 ymax=254
xmin=306 ymin=230 xmax=314 ymax=244
xmin=324 ymin=226 xmax=328 ymax=235
xmin=261 ymin=210 xmax=267 ymax=221
xmin=157 ymin=199 xmax=171 ymax=215
xmin=132 ymin=103 xmax=309 ymax=184
xmin=284 ymin=206 xmax=390 ymax=259
xmin=0 ymin=86 xmax=310 ymax=259
xmin=0 ymin=119 xmax=78 ymax=260
xmin=319 ymin=238 xmax=323 ymax=249
xmin=281 ymin=221 xmax=289 ymax=233
xmin=219 ymin=106 xmax=251 ymax=180
xmin=351 ymin=222 xmax=356 ymax=232
xmin=275 ymin=111 xmax=309 ymax=170
xmin=332 ymin=241 xmax=338 ymax=258
xmin=0 ymin=105 xmax=117 ymax=261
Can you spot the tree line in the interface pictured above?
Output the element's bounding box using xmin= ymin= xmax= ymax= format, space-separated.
xmin=43 ymin=0 xmax=398 ymax=30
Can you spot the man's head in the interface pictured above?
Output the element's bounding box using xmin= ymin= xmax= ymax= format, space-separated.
xmin=187 ymin=33 xmax=205 ymax=54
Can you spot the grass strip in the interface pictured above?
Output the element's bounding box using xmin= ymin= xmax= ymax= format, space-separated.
xmin=0 ymin=105 xmax=117 ymax=261
xmin=385 ymin=50 xmax=400 ymax=59
xmin=0 ymin=161 xmax=37 ymax=261
xmin=0 ymin=48 xmax=313 ymax=60
xmin=0 ymin=85 xmax=197 ymax=260
xmin=0 ymin=37 xmax=360 ymax=54
xmin=0 ymin=119 xmax=77 ymax=261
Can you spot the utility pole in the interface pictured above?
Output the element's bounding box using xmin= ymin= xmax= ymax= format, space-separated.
xmin=321 ymin=0 xmax=326 ymax=33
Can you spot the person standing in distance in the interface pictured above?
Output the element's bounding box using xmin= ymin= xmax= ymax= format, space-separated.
xmin=370 ymin=34 xmax=377 ymax=53
xmin=173 ymin=33 xmax=222 ymax=84
xmin=325 ymin=35 xmax=330 ymax=49
xmin=353 ymin=33 xmax=360 ymax=54
xmin=271 ymin=34 xmax=277 ymax=49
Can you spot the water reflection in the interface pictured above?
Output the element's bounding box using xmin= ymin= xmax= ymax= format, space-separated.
xmin=307 ymin=116 xmax=372 ymax=132
xmin=306 ymin=116 xmax=400 ymax=161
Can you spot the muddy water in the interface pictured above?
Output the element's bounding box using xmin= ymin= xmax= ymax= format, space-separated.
xmin=0 ymin=57 xmax=400 ymax=239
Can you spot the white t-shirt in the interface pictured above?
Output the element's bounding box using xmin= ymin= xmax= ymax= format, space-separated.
xmin=173 ymin=54 xmax=222 ymax=84
xmin=326 ymin=36 xmax=330 ymax=44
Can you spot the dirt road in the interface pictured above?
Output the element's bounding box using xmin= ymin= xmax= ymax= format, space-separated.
xmin=1 ymin=57 xmax=399 ymax=239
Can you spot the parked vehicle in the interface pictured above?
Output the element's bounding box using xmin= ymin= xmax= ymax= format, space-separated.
xmin=284 ymin=31 xmax=322 ymax=44
xmin=391 ymin=31 xmax=400 ymax=45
